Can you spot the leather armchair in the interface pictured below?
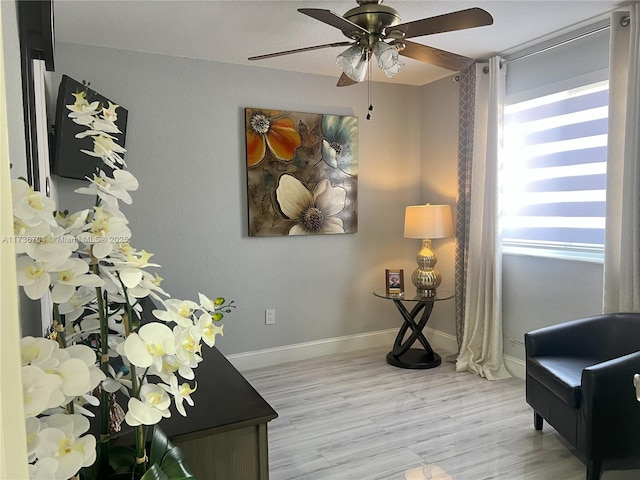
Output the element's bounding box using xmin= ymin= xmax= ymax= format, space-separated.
xmin=525 ymin=313 xmax=640 ymax=480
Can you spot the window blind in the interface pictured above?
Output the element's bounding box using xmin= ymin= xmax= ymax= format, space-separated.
xmin=502 ymin=80 xmax=609 ymax=248
xmin=501 ymin=25 xmax=610 ymax=255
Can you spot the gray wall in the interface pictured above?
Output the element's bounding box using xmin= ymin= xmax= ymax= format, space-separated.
xmin=49 ymin=42 xmax=434 ymax=356
xmin=43 ymin=39 xmax=605 ymax=361
xmin=417 ymin=75 xmax=459 ymax=337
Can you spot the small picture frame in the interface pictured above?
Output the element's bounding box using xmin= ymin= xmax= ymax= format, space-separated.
xmin=385 ymin=269 xmax=404 ymax=296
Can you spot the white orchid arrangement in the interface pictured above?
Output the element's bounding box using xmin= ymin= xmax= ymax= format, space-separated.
xmin=13 ymin=89 xmax=233 ymax=479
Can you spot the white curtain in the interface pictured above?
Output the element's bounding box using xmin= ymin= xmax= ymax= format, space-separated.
xmin=0 ymin=3 xmax=29 ymax=475
xmin=456 ymin=57 xmax=511 ymax=380
xmin=603 ymin=6 xmax=640 ymax=313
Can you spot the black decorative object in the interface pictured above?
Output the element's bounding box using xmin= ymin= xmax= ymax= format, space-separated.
xmin=51 ymin=75 xmax=128 ymax=180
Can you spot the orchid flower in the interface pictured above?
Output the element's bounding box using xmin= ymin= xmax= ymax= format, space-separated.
xmin=198 ymin=292 xmax=224 ymax=313
xmin=11 ymin=178 xmax=57 ymax=226
xmin=66 ymin=91 xmax=100 ymax=117
xmin=161 ymin=376 xmax=197 ymax=417
xmin=150 ymin=355 xmax=182 ymax=383
xmin=173 ymin=326 xmax=203 ymax=368
xmin=198 ymin=312 xmax=224 ymax=348
xmin=152 ymin=298 xmax=199 ymax=328
xmin=50 ymin=258 xmax=104 ymax=304
xmin=121 ymin=322 xmax=177 ymax=371
xmin=21 ymin=337 xmax=57 ymax=366
xmin=124 ymin=384 xmax=171 ymax=426
xmin=76 ymin=205 xmax=131 ymax=258
xmin=75 ymin=169 xmax=139 ymax=205
xmin=102 ymin=364 xmax=132 ymax=397
xmin=25 ymin=417 xmax=41 ymax=460
xmin=24 ymin=228 xmax=78 ymax=270
xmin=16 ymin=256 xmax=54 ymax=300
xmin=126 ymin=271 xmax=169 ymax=300
xmin=57 ymin=287 xmax=97 ymax=322
xmin=22 ymin=365 xmax=63 ymax=417
xmin=80 ymin=133 xmax=127 ymax=169
xmin=102 ymin=101 xmax=119 ymax=122
xmin=35 ymin=414 xmax=96 ymax=480
xmin=54 ymin=209 xmax=90 ymax=235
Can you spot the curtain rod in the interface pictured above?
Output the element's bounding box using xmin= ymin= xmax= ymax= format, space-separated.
xmin=503 ymin=15 xmax=630 ymax=65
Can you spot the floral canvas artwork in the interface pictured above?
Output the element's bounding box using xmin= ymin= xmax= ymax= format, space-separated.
xmin=245 ymin=108 xmax=358 ymax=236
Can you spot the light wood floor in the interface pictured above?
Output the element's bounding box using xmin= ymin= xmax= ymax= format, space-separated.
xmin=243 ymin=346 xmax=640 ymax=480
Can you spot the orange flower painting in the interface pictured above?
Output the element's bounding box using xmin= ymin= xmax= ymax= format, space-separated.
xmin=246 ymin=109 xmax=302 ymax=168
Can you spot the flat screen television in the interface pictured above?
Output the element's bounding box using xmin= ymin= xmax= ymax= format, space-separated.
xmin=51 ymin=75 xmax=128 ymax=180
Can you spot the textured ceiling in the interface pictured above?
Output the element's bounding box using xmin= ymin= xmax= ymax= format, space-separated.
xmin=53 ymin=1 xmax=623 ymax=86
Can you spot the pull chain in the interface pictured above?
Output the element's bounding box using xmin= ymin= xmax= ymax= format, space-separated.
xmin=366 ymin=55 xmax=373 ymax=120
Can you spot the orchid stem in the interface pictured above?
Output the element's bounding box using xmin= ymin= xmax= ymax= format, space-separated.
xmin=91 ymin=248 xmax=111 ymax=470
xmin=118 ymin=274 xmax=148 ymax=473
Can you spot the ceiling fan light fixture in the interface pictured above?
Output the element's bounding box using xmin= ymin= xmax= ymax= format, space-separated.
xmin=373 ymin=40 xmax=404 ymax=77
xmin=381 ymin=60 xmax=404 ymax=78
xmin=336 ymin=44 xmax=369 ymax=82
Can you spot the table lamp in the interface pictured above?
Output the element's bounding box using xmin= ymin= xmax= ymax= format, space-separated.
xmin=404 ymin=204 xmax=454 ymax=296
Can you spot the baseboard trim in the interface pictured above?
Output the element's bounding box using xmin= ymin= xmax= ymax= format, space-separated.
xmin=227 ymin=327 xmax=460 ymax=372
xmin=227 ymin=328 xmax=397 ymax=372
xmin=227 ymin=327 xmax=526 ymax=380
xmin=504 ymin=354 xmax=526 ymax=380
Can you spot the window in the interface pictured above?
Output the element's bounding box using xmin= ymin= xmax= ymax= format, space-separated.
xmin=501 ymin=80 xmax=609 ymax=262
xmin=501 ymin=24 xmax=610 ymax=262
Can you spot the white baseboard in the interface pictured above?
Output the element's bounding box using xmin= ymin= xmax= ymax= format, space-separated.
xmin=504 ymin=354 xmax=526 ymax=380
xmin=227 ymin=327 xmax=460 ymax=373
xmin=425 ymin=327 xmax=458 ymax=356
xmin=228 ymin=327 xmax=526 ymax=380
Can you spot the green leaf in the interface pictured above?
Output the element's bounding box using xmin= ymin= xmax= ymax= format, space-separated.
xmin=143 ymin=427 xmax=195 ymax=480
xmin=160 ymin=446 xmax=195 ymax=479
xmin=140 ymin=464 xmax=169 ymax=480
xmin=149 ymin=426 xmax=171 ymax=466
xmin=108 ymin=445 xmax=137 ymax=470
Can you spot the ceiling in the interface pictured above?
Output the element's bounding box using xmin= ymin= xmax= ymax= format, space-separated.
xmin=53 ymin=0 xmax=623 ymax=86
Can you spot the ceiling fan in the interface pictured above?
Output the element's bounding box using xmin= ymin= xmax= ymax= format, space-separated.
xmin=248 ymin=0 xmax=493 ymax=86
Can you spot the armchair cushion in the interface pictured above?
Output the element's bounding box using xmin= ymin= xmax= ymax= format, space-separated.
xmin=527 ymin=356 xmax=599 ymax=407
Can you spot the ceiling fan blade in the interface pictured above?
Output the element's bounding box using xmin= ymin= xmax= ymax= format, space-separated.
xmin=393 ymin=8 xmax=493 ymax=39
xmin=336 ymin=73 xmax=358 ymax=87
xmin=395 ymin=40 xmax=474 ymax=72
xmin=298 ymin=8 xmax=370 ymax=38
xmin=248 ymin=41 xmax=352 ymax=61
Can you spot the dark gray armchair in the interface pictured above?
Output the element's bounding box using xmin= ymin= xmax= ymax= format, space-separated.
xmin=525 ymin=313 xmax=640 ymax=480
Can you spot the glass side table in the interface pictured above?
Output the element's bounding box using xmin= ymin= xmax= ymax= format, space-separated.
xmin=373 ymin=291 xmax=454 ymax=369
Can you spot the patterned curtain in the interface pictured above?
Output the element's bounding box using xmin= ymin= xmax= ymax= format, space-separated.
xmin=454 ymin=65 xmax=476 ymax=352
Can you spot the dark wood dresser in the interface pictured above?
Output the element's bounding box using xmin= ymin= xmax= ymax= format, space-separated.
xmin=160 ymin=346 xmax=278 ymax=479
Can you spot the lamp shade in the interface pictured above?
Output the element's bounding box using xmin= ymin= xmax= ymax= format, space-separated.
xmin=404 ymin=204 xmax=453 ymax=239
xmin=336 ymin=44 xmax=368 ymax=82
xmin=373 ymin=41 xmax=404 ymax=78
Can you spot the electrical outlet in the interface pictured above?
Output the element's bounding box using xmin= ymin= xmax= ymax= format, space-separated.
xmin=265 ymin=309 xmax=276 ymax=325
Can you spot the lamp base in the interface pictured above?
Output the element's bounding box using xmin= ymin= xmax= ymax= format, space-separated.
xmin=412 ymin=239 xmax=442 ymax=295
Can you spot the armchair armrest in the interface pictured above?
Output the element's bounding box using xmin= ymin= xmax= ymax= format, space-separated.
xmin=580 ymin=351 xmax=640 ymax=458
